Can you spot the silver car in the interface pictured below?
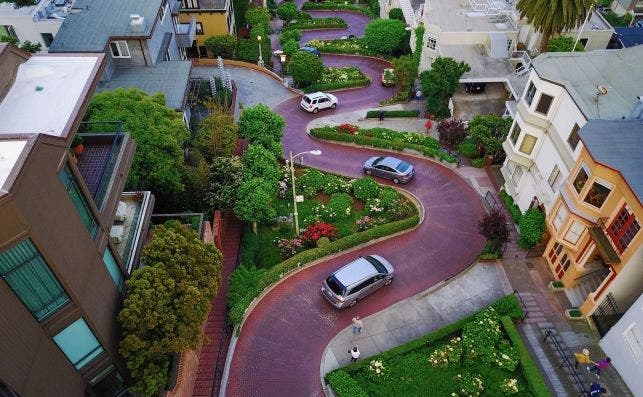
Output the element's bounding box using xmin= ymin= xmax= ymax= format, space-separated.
xmin=363 ymin=156 xmax=414 ymax=184
xmin=321 ymin=255 xmax=394 ymax=309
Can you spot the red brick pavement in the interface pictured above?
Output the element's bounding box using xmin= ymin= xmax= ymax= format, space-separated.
xmin=193 ymin=211 xmax=242 ymax=397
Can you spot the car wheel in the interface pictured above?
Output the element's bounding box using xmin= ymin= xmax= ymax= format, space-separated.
xmin=365 ymin=169 xmax=371 ymax=175
xmin=331 ymin=103 xmax=337 ymax=109
xmin=393 ymin=178 xmax=400 ymax=184
xmin=313 ymin=108 xmax=318 ymax=114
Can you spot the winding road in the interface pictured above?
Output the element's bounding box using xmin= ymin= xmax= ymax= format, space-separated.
xmin=224 ymin=9 xmax=487 ymax=397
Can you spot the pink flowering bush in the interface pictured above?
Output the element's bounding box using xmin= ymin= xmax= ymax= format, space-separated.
xmin=276 ymin=237 xmax=304 ymax=258
xmin=337 ymin=123 xmax=359 ymax=134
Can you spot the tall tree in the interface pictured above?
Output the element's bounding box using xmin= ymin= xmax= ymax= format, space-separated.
xmin=420 ymin=57 xmax=470 ymax=118
xmin=516 ymin=0 xmax=593 ymax=53
xmin=198 ymin=102 xmax=237 ymax=160
xmin=234 ymin=178 xmax=277 ymax=233
xmin=85 ymin=88 xmax=189 ymax=202
xmin=238 ymin=103 xmax=285 ymax=156
xmin=206 ymin=156 xmax=244 ymax=211
xmin=364 ymin=19 xmax=407 ymax=55
xmin=288 ymin=50 xmax=324 ymax=88
xmin=241 ymin=144 xmax=281 ymax=186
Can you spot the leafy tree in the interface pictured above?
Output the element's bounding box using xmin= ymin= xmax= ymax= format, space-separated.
xmin=249 ymin=22 xmax=269 ymax=39
xmin=85 ymin=88 xmax=189 ymax=205
xmin=467 ymin=114 xmax=512 ymax=159
xmin=277 ymin=2 xmax=299 ymax=25
xmin=288 ymin=50 xmax=324 ymax=87
xmin=119 ymin=222 xmax=222 ymax=396
xmin=246 ymin=6 xmax=271 ymax=28
xmin=547 ymin=36 xmax=584 ymax=52
xmin=178 ymin=158 xmax=210 ymax=212
xmin=388 ymin=8 xmax=405 ymax=21
xmin=420 ymin=57 xmax=470 ymax=118
xmin=204 ymin=35 xmax=237 ymax=58
xmin=516 ymin=0 xmax=593 ymax=53
xmin=364 ymin=19 xmax=407 ymax=55
xmin=238 ymin=103 xmax=285 ymax=157
xmin=234 ymin=178 xmax=277 ymax=233
xmin=206 ymin=156 xmax=244 ymax=211
xmin=198 ymin=102 xmax=237 ymax=160
xmin=279 ymin=29 xmax=301 ymax=46
xmin=282 ymin=40 xmax=299 ymax=57
xmin=241 ymin=144 xmax=281 ymax=186
xmin=478 ymin=209 xmax=509 ymax=245
xmin=518 ymin=208 xmax=545 ymax=248
xmin=438 ymin=118 xmax=467 ymax=149
xmin=0 ymin=0 xmax=36 ymax=7
xmin=392 ymin=55 xmax=417 ymax=97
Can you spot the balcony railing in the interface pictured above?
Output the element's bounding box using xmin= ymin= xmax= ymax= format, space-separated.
xmin=175 ymin=16 xmax=196 ymax=48
xmin=588 ymin=218 xmax=621 ymax=264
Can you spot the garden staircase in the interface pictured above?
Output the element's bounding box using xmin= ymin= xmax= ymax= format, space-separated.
xmin=399 ymin=0 xmax=418 ymax=27
xmin=565 ymin=268 xmax=610 ymax=308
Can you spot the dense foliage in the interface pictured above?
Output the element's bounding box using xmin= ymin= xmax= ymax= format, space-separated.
xmin=289 ymin=50 xmax=325 ymax=87
xmin=119 ymin=222 xmax=222 ymax=396
xmin=388 ymin=7 xmax=404 ymax=21
xmin=197 ymin=103 xmax=237 ymax=160
xmin=499 ymin=190 xmax=522 ymax=223
xmin=241 ymin=144 xmax=281 ymax=186
xmin=467 ymin=114 xmax=512 ymax=159
xmin=245 ymin=6 xmax=271 ymax=27
xmin=205 ymin=156 xmax=243 ymax=211
xmin=438 ymin=118 xmax=467 ymax=149
xmin=204 ymin=35 xmax=237 ymax=58
xmin=277 ymin=2 xmax=299 ymax=24
xmin=364 ymin=19 xmax=407 ymax=55
xmin=304 ymin=66 xmax=369 ymax=93
xmin=238 ymin=103 xmax=285 ymax=158
xmin=392 ymin=55 xmax=417 ymax=100
xmin=546 ymin=36 xmax=584 ymax=52
xmin=420 ymin=57 xmax=470 ymax=118
xmin=518 ymin=208 xmax=545 ymax=249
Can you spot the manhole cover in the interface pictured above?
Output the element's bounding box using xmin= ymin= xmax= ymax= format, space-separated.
xmin=526 ymin=262 xmax=534 ymax=269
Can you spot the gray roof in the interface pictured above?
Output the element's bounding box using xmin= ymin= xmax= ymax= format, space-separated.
xmin=579 ymin=119 xmax=643 ymax=202
xmin=185 ymin=0 xmax=226 ymax=10
xmin=96 ymin=61 xmax=192 ymax=110
xmin=49 ymin=0 xmax=162 ymax=52
xmin=532 ymin=46 xmax=643 ymax=120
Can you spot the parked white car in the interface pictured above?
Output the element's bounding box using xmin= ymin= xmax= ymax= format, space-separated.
xmin=300 ymin=92 xmax=338 ymax=114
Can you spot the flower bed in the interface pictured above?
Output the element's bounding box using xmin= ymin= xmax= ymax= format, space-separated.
xmin=366 ymin=110 xmax=419 ymax=118
xmin=229 ymin=168 xmax=420 ymax=326
xmin=285 ymin=17 xmax=347 ymax=30
xmin=326 ymin=295 xmax=551 ymax=397
xmin=306 ymin=38 xmax=390 ymax=58
xmin=304 ymin=66 xmax=370 ymax=93
xmin=310 ymin=125 xmax=457 ymax=164
xmin=301 ymin=1 xmax=376 ymax=17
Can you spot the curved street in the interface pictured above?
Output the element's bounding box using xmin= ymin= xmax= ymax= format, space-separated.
xmin=224 ymin=10 xmax=487 ymax=397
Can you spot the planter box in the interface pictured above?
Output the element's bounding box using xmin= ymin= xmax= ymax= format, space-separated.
xmin=565 ymin=309 xmax=584 ymax=320
xmin=548 ymin=281 xmax=565 ymax=292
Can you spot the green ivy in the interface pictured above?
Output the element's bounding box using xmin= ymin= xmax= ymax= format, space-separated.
xmin=499 ymin=190 xmax=522 ymax=223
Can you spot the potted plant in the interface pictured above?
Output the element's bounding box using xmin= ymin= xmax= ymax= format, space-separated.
xmin=548 ymin=280 xmax=565 ymax=291
xmin=565 ymin=308 xmax=584 ymax=320
xmin=71 ymin=134 xmax=84 ymax=156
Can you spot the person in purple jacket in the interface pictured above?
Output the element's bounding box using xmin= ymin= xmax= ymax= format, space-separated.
xmin=587 ymin=357 xmax=611 ymax=377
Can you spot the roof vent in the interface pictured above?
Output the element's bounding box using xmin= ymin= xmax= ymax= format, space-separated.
xmin=130 ymin=14 xmax=145 ymax=33
xmin=626 ymin=96 xmax=643 ymax=120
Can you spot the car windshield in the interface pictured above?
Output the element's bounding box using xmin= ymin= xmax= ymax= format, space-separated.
xmin=396 ymin=161 xmax=411 ymax=172
xmin=326 ymin=275 xmax=345 ymax=295
xmin=303 ymin=96 xmax=312 ymax=104
xmin=372 ymin=157 xmax=384 ymax=166
xmin=363 ymin=256 xmax=388 ymax=274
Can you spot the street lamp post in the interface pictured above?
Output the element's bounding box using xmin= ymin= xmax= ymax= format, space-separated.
xmin=257 ymin=35 xmax=264 ymax=67
xmin=416 ymin=90 xmax=422 ymax=117
xmin=290 ymin=150 xmax=322 ymax=235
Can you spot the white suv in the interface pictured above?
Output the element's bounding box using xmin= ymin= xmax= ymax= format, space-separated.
xmin=300 ymin=92 xmax=338 ymax=113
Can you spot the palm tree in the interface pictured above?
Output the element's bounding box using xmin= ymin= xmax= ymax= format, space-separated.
xmin=516 ymin=0 xmax=595 ymax=53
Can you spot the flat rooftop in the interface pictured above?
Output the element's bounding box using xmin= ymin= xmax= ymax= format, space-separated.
xmin=0 ymin=140 xmax=27 ymax=191
xmin=0 ymin=54 xmax=102 ymax=137
xmin=532 ymin=46 xmax=643 ymax=120
xmin=424 ymin=0 xmax=518 ymax=32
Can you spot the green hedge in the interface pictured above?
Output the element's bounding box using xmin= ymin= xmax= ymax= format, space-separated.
xmin=301 ymin=1 xmax=375 ymax=17
xmin=501 ymin=316 xmax=552 ymax=397
xmin=285 ymin=17 xmax=347 ymax=30
xmin=229 ymin=215 xmax=420 ymax=325
xmin=310 ymin=127 xmax=457 ymax=164
xmin=326 ymin=370 xmax=368 ymax=397
xmin=237 ymin=39 xmax=273 ymax=63
xmin=307 ymin=38 xmax=391 ymax=59
xmin=304 ymin=78 xmax=370 ymax=93
xmin=365 ymin=110 xmax=418 ymax=118
xmin=499 ymin=190 xmax=522 ymax=223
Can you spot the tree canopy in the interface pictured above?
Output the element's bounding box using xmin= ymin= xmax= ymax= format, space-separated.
xmin=85 ymin=88 xmax=189 ymax=196
xmin=516 ymin=0 xmax=593 ymax=53
xmin=206 ymin=156 xmax=244 ymax=211
xmin=391 ymin=55 xmax=417 ymax=96
xmin=238 ymin=103 xmax=285 ymax=155
xmin=277 ymin=2 xmax=299 ymax=24
xmin=288 ymin=50 xmax=324 ymax=87
xmin=203 ymin=35 xmax=237 ymax=58
xmin=241 ymin=144 xmax=281 ymax=186
xmin=547 ymin=36 xmax=584 ymax=52
xmin=198 ymin=102 xmax=237 ymax=160
xmin=234 ymin=178 xmax=277 ymax=232
xmin=364 ymin=19 xmax=407 ymax=55
xmin=420 ymin=57 xmax=470 ymax=118
xmin=467 ymin=114 xmax=512 ymax=158
xmin=245 ymin=6 xmax=271 ymax=27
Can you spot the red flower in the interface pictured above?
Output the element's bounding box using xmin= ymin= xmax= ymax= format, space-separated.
xmin=301 ymin=221 xmax=339 ymax=246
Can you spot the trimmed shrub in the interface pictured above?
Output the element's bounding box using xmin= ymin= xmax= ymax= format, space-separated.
xmin=518 ymin=208 xmax=545 ymax=249
xmin=326 ymin=370 xmax=368 ymax=397
xmin=491 ymin=294 xmax=524 ymax=320
xmin=457 ymin=137 xmax=479 ymax=159
xmin=351 ymin=177 xmax=381 ymax=201
xmin=388 ymin=7 xmax=404 ymax=21
xmin=364 ymin=19 xmax=407 ymax=55
xmin=301 ymin=1 xmax=375 ymax=17
xmin=285 ymin=17 xmax=347 ymax=31
xmin=323 ymin=174 xmax=352 ymax=195
xmin=204 ymin=35 xmax=237 ymax=58
xmin=367 ymin=0 xmax=379 ymax=17
xmin=328 ymin=193 xmax=354 ymax=219
xmin=471 ymin=157 xmax=486 ymax=168
xmin=279 ymin=29 xmax=301 ymax=46
xmin=237 ymin=39 xmax=272 ymax=63
xmin=297 ymin=169 xmax=327 ymax=197
xmin=365 ymin=110 xmax=418 ymax=118
xmin=246 ymin=6 xmax=271 ymax=27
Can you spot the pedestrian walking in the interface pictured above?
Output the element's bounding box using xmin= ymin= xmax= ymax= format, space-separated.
xmin=351 ymin=316 xmax=363 ymax=334
xmin=378 ymin=110 xmax=384 ymax=124
xmin=587 ymin=382 xmax=606 ymax=397
xmin=349 ymin=346 xmax=360 ymax=363
xmin=587 ymin=357 xmax=612 ymax=377
xmin=574 ymin=348 xmax=592 ymax=369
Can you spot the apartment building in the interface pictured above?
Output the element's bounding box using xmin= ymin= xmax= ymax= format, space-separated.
xmin=179 ymin=0 xmax=236 ymax=58
xmin=0 ymin=44 xmax=152 ymax=397
xmin=610 ymin=0 xmax=643 ymax=21
xmin=500 ymin=46 xmax=643 ymax=214
xmin=544 ymin=118 xmax=642 ymax=337
xmin=48 ymin=0 xmax=193 ymax=121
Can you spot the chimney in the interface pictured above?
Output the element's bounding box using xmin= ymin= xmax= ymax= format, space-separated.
xmin=130 ymin=14 xmax=145 ymax=33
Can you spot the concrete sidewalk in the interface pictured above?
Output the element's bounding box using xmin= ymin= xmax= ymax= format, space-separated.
xmin=320 ymin=262 xmax=513 ymax=382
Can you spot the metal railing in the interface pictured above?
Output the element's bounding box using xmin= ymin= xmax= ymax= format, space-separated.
xmin=211 ymin=315 xmax=233 ymax=397
xmin=513 ymin=289 xmax=528 ymax=322
xmin=543 ymin=329 xmax=588 ymax=396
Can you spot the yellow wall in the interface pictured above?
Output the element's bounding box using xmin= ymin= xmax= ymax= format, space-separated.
xmin=180 ymin=11 xmax=230 ymax=47
xmin=544 ymin=146 xmax=643 ymax=313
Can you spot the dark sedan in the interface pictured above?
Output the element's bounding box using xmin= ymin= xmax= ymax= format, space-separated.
xmin=363 ymin=156 xmax=415 ymax=184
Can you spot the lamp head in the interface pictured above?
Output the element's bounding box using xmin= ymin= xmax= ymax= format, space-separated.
xmin=257 ymin=35 xmax=262 ymax=41
xmin=309 ymin=150 xmax=322 ymax=155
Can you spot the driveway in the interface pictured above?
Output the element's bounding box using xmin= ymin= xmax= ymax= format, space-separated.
xmin=223 ymin=11 xmax=487 ymax=397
